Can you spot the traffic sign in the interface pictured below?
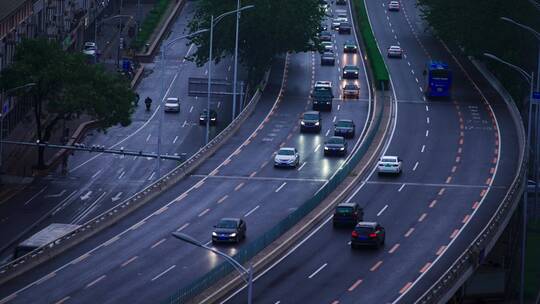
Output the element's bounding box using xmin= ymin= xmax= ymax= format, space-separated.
xmin=533 ymin=91 xmax=540 ymax=100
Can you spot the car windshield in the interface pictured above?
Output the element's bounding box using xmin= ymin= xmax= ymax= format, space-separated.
xmin=278 ymin=149 xmax=295 ymax=156
xmin=336 ymin=206 xmax=353 ymax=214
xmin=344 ymin=84 xmax=357 ymax=90
xmin=381 ymin=157 xmax=396 ymax=162
xmin=304 ymin=114 xmax=319 ymax=120
xmin=337 ymin=121 xmax=353 ymax=127
xmin=355 ymin=227 xmax=375 ymax=235
xmin=323 ymin=52 xmax=334 ymax=57
xmin=345 ymin=41 xmax=355 ymax=46
xmin=345 ymin=66 xmax=358 ymax=71
xmin=327 ymin=137 xmax=343 ymax=144
xmin=216 ymin=220 xmax=237 ymax=228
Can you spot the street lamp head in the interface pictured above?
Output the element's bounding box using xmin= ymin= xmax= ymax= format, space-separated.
xmin=171 ymin=232 xmax=203 ymax=247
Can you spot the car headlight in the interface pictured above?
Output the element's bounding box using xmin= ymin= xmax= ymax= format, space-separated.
xmin=301 ymin=121 xmax=305 ymax=125
xmin=229 ymin=233 xmax=237 ymax=237
xmin=354 ymin=71 xmax=358 ymax=74
xmin=212 ymin=232 xmax=218 ymax=236
xmin=324 ymin=147 xmax=329 ymax=150
xmin=211 ymin=117 xmax=216 ymax=121
xmin=340 ymin=147 xmax=345 ymax=150
xmin=315 ymin=121 xmax=320 ymax=126
xmin=200 ymin=117 xmax=204 ymax=120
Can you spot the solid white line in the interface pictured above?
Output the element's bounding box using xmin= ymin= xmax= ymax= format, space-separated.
xmin=398 ymin=184 xmax=406 ymax=192
xmin=308 ymin=263 xmax=328 ymax=279
xmin=314 ymin=144 xmax=321 ymax=152
xmin=377 ymin=205 xmax=388 ymax=216
xmin=24 ymin=186 xmax=47 ymax=205
xmin=275 ymin=182 xmax=287 ymax=193
xmin=72 ymin=192 xmax=107 ymax=224
xmin=413 ymin=161 xmax=419 ymax=171
xmin=51 ymin=190 xmax=78 ymax=216
xmin=244 ymin=205 xmax=260 ymax=217
xmin=151 ymin=265 xmax=176 ymax=282
xmin=297 ymin=162 xmax=307 ymax=171
xmin=173 ymin=136 xmax=178 ymax=144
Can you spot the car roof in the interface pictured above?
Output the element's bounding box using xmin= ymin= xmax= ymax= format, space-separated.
xmin=389 ymin=45 xmax=401 ymax=49
xmin=328 ymin=136 xmax=344 ymax=141
xmin=304 ymin=110 xmax=320 ymax=116
xmin=356 ymin=221 xmax=378 ymax=228
xmin=337 ymin=202 xmax=358 ymax=208
xmin=344 ymin=83 xmax=358 ymax=88
xmin=344 ymin=65 xmax=359 ymax=69
xmin=279 ymin=147 xmax=295 ymax=151
xmin=381 ymin=155 xmax=398 ymax=160
xmin=337 ymin=119 xmax=354 ymax=123
xmin=344 ymin=40 xmax=356 ymax=44
xmin=220 ymin=217 xmax=240 ymax=222
xmin=166 ymin=97 xmax=179 ymax=101
xmin=323 ymin=52 xmax=335 ymax=56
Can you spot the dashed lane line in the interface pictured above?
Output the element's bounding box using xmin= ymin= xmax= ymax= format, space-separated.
xmin=308 ymin=263 xmax=328 ymax=279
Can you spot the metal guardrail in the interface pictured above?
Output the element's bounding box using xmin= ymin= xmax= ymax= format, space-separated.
xmin=163 ymin=73 xmax=386 ymax=304
xmin=415 ymin=58 xmax=527 ymax=303
xmin=0 ymin=67 xmax=272 ymax=286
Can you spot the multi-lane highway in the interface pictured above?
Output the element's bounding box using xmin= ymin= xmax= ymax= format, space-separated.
xmin=223 ymin=0 xmax=520 ymax=303
xmin=0 ymin=0 xmax=372 ymax=303
xmin=0 ymin=2 xmax=241 ymax=261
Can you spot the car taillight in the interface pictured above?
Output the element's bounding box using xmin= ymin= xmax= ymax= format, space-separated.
xmin=351 ymin=231 xmax=359 ymax=238
xmin=369 ymin=233 xmax=378 ymax=238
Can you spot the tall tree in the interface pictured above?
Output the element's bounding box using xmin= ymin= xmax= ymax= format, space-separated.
xmin=187 ymin=0 xmax=325 ymax=84
xmin=0 ymin=39 xmax=135 ymax=168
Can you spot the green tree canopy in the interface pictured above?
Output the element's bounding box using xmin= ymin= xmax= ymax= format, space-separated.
xmin=187 ymin=0 xmax=325 ymax=84
xmin=0 ymin=38 xmax=135 ymax=168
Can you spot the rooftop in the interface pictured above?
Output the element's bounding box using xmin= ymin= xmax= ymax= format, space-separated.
xmin=0 ymin=0 xmax=26 ymax=22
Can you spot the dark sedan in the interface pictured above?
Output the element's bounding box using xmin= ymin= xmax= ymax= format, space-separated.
xmin=342 ymin=65 xmax=360 ymax=79
xmin=334 ymin=119 xmax=355 ymax=138
xmin=343 ymin=40 xmax=358 ymax=53
xmin=321 ymin=52 xmax=336 ymax=66
xmin=351 ymin=222 xmax=385 ymax=249
xmin=199 ymin=109 xmax=217 ymax=125
xmin=338 ymin=22 xmax=352 ymax=34
xmin=324 ymin=136 xmax=347 ymax=156
xmin=212 ymin=218 xmax=246 ymax=244
xmin=319 ymin=30 xmax=332 ymax=42
xmin=333 ymin=202 xmax=364 ymax=227
xmin=300 ymin=111 xmax=322 ymax=133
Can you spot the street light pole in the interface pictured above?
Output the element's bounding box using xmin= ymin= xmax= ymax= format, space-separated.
xmin=232 ymin=0 xmax=241 ymax=119
xmin=171 ymin=232 xmax=253 ymax=304
xmin=483 ymin=53 xmax=534 ymax=304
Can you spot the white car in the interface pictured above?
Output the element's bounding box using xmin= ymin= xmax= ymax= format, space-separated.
xmin=387 ymin=45 xmax=403 ymax=58
xmin=332 ymin=17 xmax=348 ymax=30
xmin=83 ymin=42 xmax=97 ymax=56
xmin=164 ymin=97 xmax=180 ymax=112
xmin=274 ymin=147 xmax=300 ymax=168
xmin=388 ymin=1 xmax=400 ymax=11
xmin=321 ymin=41 xmax=334 ymax=52
xmin=377 ymin=156 xmax=402 ymax=174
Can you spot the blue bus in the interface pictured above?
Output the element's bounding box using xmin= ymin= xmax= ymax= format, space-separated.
xmin=425 ymin=60 xmax=452 ymax=98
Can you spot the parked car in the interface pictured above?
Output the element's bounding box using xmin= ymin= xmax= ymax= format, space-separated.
xmin=212 ymin=218 xmax=246 ymax=244
xmin=321 ymin=52 xmax=336 ymax=66
xmin=343 ymin=40 xmax=358 ymax=53
xmin=199 ymin=109 xmax=217 ymax=125
xmin=343 ymin=65 xmax=360 ymax=79
xmin=338 ymin=22 xmax=352 ymax=34
xmin=388 ymin=0 xmax=400 ymax=11
xmin=300 ymin=111 xmax=322 ymax=133
xmin=274 ymin=147 xmax=300 ymax=168
xmin=324 ymin=136 xmax=347 ymax=156
xmin=377 ymin=155 xmax=402 ymax=175
xmin=164 ymin=97 xmax=180 ymax=113
xmin=333 ymin=202 xmax=364 ymax=227
xmin=387 ymin=45 xmax=403 ymax=58
xmin=83 ymin=42 xmax=97 ymax=56
xmin=351 ymin=222 xmax=386 ymax=249
xmin=334 ymin=119 xmax=355 ymax=138
xmin=343 ymin=83 xmax=360 ymax=99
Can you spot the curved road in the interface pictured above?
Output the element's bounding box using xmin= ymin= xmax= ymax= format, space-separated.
xmin=223 ymin=0 xmax=520 ymax=303
xmin=0 ymin=1 xmax=371 ymax=303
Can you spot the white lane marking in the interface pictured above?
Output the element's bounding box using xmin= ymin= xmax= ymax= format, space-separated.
xmin=421 ymin=145 xmax=426 ymax=153
xmin=297 ymin=162 xmax=307 ymax=171
xmin=177 ymin=223 xmax=190 ymax=231
xmin=308 ymin=263 xmax=328 ymax=279
xmin=80 ymin=191 xmax=92 ymax=201
xmin=91 ymin=169 xmax=102 ymax=178
xmin=325 ymin=129 xmax=330 ymax=136
xmin=415 ymin=77 xmax=419 ymax=83
xmin=377 ymin=205 xmax=388 ymax=216
xmin=411 ymin=70 xmax=415 ymax=75
xmin=337 ymin=104 xmax=341 ymax=111
xmin=407 ymin=61 xmax=411 ymax=66
xmin=51 ymin=190 xmax=78 ymax=216
xmin=426 ymin=117 xmax=430 ymax=124
xmin=72 ymin=191 xmax=107 ymax=224
xmin=198 ymin=208 xmax=210 ymax=217
xmin=25 ymin=186 xmax=47 ymax=204
xmin=173 ymin=136 xmax=179 ymax=144
xmin=275 ymin=182 xmax=287 ymax=193
xmin=44 ymin=189 xmax=65 ymax=199
xmin=182 ymin=120 xmax=187 ymax=128
xmin=244 ymin=205 xmax=260 ymax=217
xmin=146 ymin=134 xmax=151 ymax=142
xmin=413 ymin=162 xmax=419 ymax=171
xmin=86 ymin=275 xmax=106 ymax=288
xmin=333 ymin=116 xmax=337 ymax=122
xmin=189 ymin=105 xmax=194 ymax=113
xmin=148 ymin=172 xmax=156 ymax=181
xmin=398 ymin=184 xmax=406 ymax=192
xmin=111 ymin=192 xmax=123 ymax=202
xmin=314 ymin=144 xmax=321 ymax=152
xmin=118 ymin=171 xmax=125 ymax=179
xmin=217 ymin=101 xmax=221 ymax=108
xmin=425 ymin=105 xmax=429 ymax=111
xmin=425 ymin=130 xmax=429 ymax=137
xmin=151 ymin=265 xmax=176 ymax=282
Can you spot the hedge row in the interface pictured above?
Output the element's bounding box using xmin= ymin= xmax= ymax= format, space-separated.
xmin=351 ymin=0 xmax=390 ymax=90
xmin=131 ymin=0 xmax=171 ymax=51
